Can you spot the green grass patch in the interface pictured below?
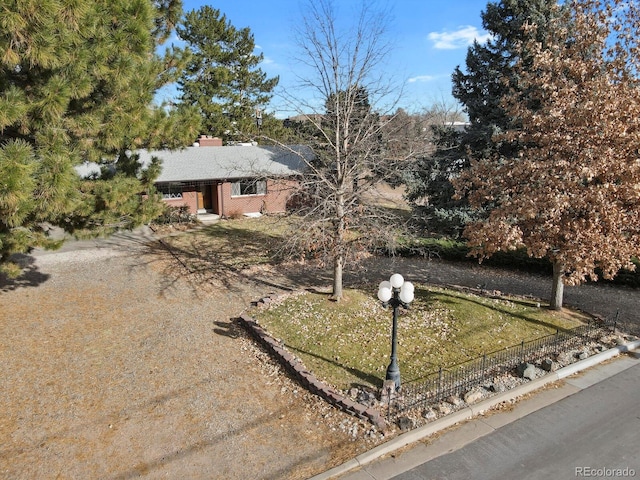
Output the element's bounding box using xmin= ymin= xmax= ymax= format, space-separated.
xmin=250 ymin=286 xmax=589 ymax=391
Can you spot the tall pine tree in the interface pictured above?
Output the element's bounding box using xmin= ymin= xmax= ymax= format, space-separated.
xmin=176 ymin=6 xmax=279 ymax=142
xmin=404 ymin=0 xmax=561 ymax=235
xmin=453 ymin=0 xmax=560 ymax=157
xmin=0 ymin=0 xmax=200 ymax=275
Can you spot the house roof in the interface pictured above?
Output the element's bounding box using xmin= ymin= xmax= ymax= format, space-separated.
xmin=138 ymin=144 xmax=312 ymax=184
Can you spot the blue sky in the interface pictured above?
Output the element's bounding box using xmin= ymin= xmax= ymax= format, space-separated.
xmin=159 ymin=0 xmax=493 ymax=117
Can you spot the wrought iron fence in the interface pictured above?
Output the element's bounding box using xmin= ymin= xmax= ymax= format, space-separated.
xmin=386 ymin=315 xmax=617 ymax=422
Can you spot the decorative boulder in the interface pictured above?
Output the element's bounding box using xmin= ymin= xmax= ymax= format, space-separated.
xmin=541 ymin=358 xmax=555 ymax=372
xmin=517 ymin=362 xmax=537 ymax=380
xmin=422 ymin=408 xmax=437 ymax=420
xmin=463 ymin=389 xmax=484 ymax=404
xmin=397 ymin=416 xmax=414 ymax=431
xmin=489 ymin=383 xmax=506 ymax=393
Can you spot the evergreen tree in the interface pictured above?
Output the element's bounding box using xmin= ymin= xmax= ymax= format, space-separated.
xmin=0 ymin=0 xmax=199 ymax=275
xmin=403 ymin=124 xmax=473 ymax=236
xmin=453 ymin=0 xmax=560 ymax=157
xmin=176 ymin=6 xmax=279 ymax=142
xmin=405 ymin=0 xmax=561 ymax=235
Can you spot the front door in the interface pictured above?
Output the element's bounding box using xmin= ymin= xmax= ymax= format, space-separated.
xmin=198 ymin=185 xmax=213 ymax=212
xmin=196 ymin=189 xmax=204 ymax=212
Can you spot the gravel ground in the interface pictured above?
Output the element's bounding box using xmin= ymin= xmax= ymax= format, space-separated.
xmin=0 ymin=232 xmax=371 ymax=480
xmin=2 ymin=229 xmax=639 ymax=480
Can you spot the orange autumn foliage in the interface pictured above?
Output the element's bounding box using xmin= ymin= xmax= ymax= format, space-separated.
xmin=456 ymin=0 xmax=640 ymax=308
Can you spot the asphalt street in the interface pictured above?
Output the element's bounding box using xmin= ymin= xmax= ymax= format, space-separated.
xmin=392 ymin=361 xmax=640 ymax=480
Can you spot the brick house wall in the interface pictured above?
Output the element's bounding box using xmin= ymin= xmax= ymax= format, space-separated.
xmin=162 ymin=188 xmax=198 ymax=213
xmin=218 ymin=178 xmax=298 ymax=217
xmin=159 ymin=178 xmax=299 ymax=217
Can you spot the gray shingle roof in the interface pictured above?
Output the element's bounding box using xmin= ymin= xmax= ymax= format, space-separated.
xmin=138 ymin=144 xmax=311 ymax=183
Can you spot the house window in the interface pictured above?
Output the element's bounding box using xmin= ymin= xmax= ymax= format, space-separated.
xmin=231 ymin=180 xmax=266 ymax=196
xmin=156 ymin=183 xmax=183 ymax=199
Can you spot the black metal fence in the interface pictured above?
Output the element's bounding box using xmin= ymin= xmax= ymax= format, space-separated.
xmin=386 ymin=316 xmax=617 ymax=421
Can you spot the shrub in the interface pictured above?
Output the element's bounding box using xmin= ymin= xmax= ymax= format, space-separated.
xmin=152 ymin=205 xmax=198 ymax=225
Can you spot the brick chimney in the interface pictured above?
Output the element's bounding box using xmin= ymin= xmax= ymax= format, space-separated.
xmin=196 ymin=135 xmax=223 ymax=147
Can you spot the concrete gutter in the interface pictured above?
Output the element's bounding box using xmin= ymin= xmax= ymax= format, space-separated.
xmin=310 ymin=339 xmax=640 ymax=480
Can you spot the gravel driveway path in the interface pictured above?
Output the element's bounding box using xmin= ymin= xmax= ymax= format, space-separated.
xmin=0 ymin=232 xmax=368 ymax=480
xmin=2 ymin=230 xmax=638 ymax=480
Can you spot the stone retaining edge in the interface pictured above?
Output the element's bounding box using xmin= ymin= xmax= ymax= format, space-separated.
xmin=238 ymin=312 xmax=387 ymax=431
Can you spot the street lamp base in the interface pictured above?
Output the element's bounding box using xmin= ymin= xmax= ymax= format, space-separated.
xmin=386 ymin=363 xmax=401 ymax=391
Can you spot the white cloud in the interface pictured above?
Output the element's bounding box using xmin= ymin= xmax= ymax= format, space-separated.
xmin=428 ymin=26 xmax=491 ymax=50
xmin=407 ymin=75 xmax=436 ymax=83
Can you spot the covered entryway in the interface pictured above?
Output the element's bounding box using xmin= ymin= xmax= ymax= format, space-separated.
xmin=196 ymin=182 xmax=221 ymax=223
xmin=196 ymin=184 xmax=215 ymax=213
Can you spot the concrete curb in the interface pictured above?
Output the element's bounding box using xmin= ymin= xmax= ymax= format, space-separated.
xmin=309 ymin=340 xmax=640 ymax=480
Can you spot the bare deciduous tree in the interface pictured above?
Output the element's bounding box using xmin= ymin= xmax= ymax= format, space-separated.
xmin=278 ymin=0 xmax=412 ymax=301
xmin=456 ymin=0 xmax=640 ymax=310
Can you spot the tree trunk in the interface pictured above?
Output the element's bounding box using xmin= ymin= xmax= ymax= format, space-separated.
xmin=332 ymin=190 xmax=345 ymax=301
xmin=332 ymin=254 xmax=343 ymax=301
xmin=550 ymin=260 xmax=564 ymax=310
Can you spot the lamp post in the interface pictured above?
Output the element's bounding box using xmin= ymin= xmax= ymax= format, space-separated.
xmin=377 ymin=273 xmax=414 ymax=391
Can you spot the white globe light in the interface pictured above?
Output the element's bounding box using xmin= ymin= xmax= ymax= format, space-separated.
xmin=378 ymin=280 xmax=391 ymax=291
xmin=399 ymin=287 xmax=414 ymax=304
xmin=401 ymin=281 xmax=414 ymax=293
xmin=389 ymin=273 xmax=404 ymax=289
xmin=378 ymin=287 xmax=392 ymax=303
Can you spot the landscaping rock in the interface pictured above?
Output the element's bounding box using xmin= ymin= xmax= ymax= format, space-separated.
xmin=436 ymin=403 xmax=452 ymax=415
xmin=541 ymin=358 xmax=555 ymax=372
xmin=359 ymin=392 xmax=377 ymax=407
xmin=397 ymin=416 xmax=414 ymax=431
xmin=517 ymin=362 xmax=536 ymax=380
xmin=380 ymin=380 xmax=398 ymax=403
xmin=556 ymin=351 xmax=574 ymax=365
xmin=488 ymin=382 xmax=506 ymax=393
xmin=446 ymin=395 xmax=463 ymax=406
xmin=463 ymin=389 xmax=483 ymax=404
xmin=422 ymin=408 xmax=437 ymax=420
xmin=577 ymin=351 xmax=589 ymax=360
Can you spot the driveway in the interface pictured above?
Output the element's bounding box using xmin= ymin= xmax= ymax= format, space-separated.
xmin=0 ymin=232 xmax=369 ymax=480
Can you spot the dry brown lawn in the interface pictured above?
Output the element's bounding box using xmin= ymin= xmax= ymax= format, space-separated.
xmin=0 ymin=235 xmax=377 ymax=480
